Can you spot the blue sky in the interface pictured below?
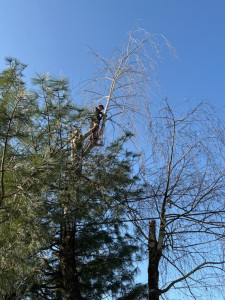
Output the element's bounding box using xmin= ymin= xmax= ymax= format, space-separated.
xmin=1 ymin=0 xmax=225 ymax=108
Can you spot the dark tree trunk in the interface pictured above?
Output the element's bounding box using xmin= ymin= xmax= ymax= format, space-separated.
xmin=60 ymin=215 xmax=83 ymax=300
xmin=148 ymin=220 xmax=161 ymax=300
xmin=59 ymin=131 xmax=91 ymax=300
xmin=59 ymin=132 xmax=85 ymax=300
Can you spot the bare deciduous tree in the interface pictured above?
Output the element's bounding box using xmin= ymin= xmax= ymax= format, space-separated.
xmin=80 ymin=28 xmax=174 ymax=150
xmin=126 ymin=100 xmax=225 ymax=300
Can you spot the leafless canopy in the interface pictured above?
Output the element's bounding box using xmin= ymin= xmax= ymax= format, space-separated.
xmin=82 ymin=28 xmax=175 ymax=144
xmin=127 ymin=100 xmax=225 ymax=299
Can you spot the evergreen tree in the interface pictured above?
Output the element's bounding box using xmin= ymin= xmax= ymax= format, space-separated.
xmin=0 ymin=58 xmax=47 ymax=298
xmin=0 ymin=59 xmax=147 ymax=299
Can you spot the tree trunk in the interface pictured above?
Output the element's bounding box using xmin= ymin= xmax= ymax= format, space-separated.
xmin=148 ymin=220 xmax=161 ymax=300
xmin=60 ymin=212 xmax=83 ymax=300
xmin=59 ymin=132 xmax=86 ymax=300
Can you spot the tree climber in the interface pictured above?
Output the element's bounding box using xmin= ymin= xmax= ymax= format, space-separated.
xmin=91 ymin=104 xmax=105 ymax=146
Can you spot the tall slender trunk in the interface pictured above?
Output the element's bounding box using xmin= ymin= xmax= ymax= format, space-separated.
xmin=60 ymin=212 xmax=83 ymax=300
xmin=60 ymin=132 xmax=85 ymax=300
xmin=148 ymin=220 xmax=161 ymax=300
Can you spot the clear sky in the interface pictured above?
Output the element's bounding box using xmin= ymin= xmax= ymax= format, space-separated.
xmin=1 ymin=0 xmax=225 ymax=109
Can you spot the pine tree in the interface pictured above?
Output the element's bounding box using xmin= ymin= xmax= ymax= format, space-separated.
xmin=0 ymin=58 xmax=48 ymax=298
xmin=0 ymin=59 xmax=147 ymax=299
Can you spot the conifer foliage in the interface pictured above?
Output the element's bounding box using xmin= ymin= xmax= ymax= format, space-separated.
xmin=0 ymin=59 xmax=147 ymax=299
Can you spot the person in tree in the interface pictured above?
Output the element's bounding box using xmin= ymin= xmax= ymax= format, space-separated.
xmin=91 ymin=104 xmax=104 ymax=145
xmin=93 ymin=105 xmax=104 ymax=123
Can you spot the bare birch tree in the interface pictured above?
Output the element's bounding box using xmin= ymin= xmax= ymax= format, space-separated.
xmin=79 ymin=28 xmax=174 ymax=151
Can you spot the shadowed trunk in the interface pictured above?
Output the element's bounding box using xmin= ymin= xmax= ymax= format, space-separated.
xmin=148 ymin=220 xmax=161 ymax=300
xmin=60 ymin=132 xmax=86 ymax=300
xmin=60 ymin=215 xmax=83 ymax=300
